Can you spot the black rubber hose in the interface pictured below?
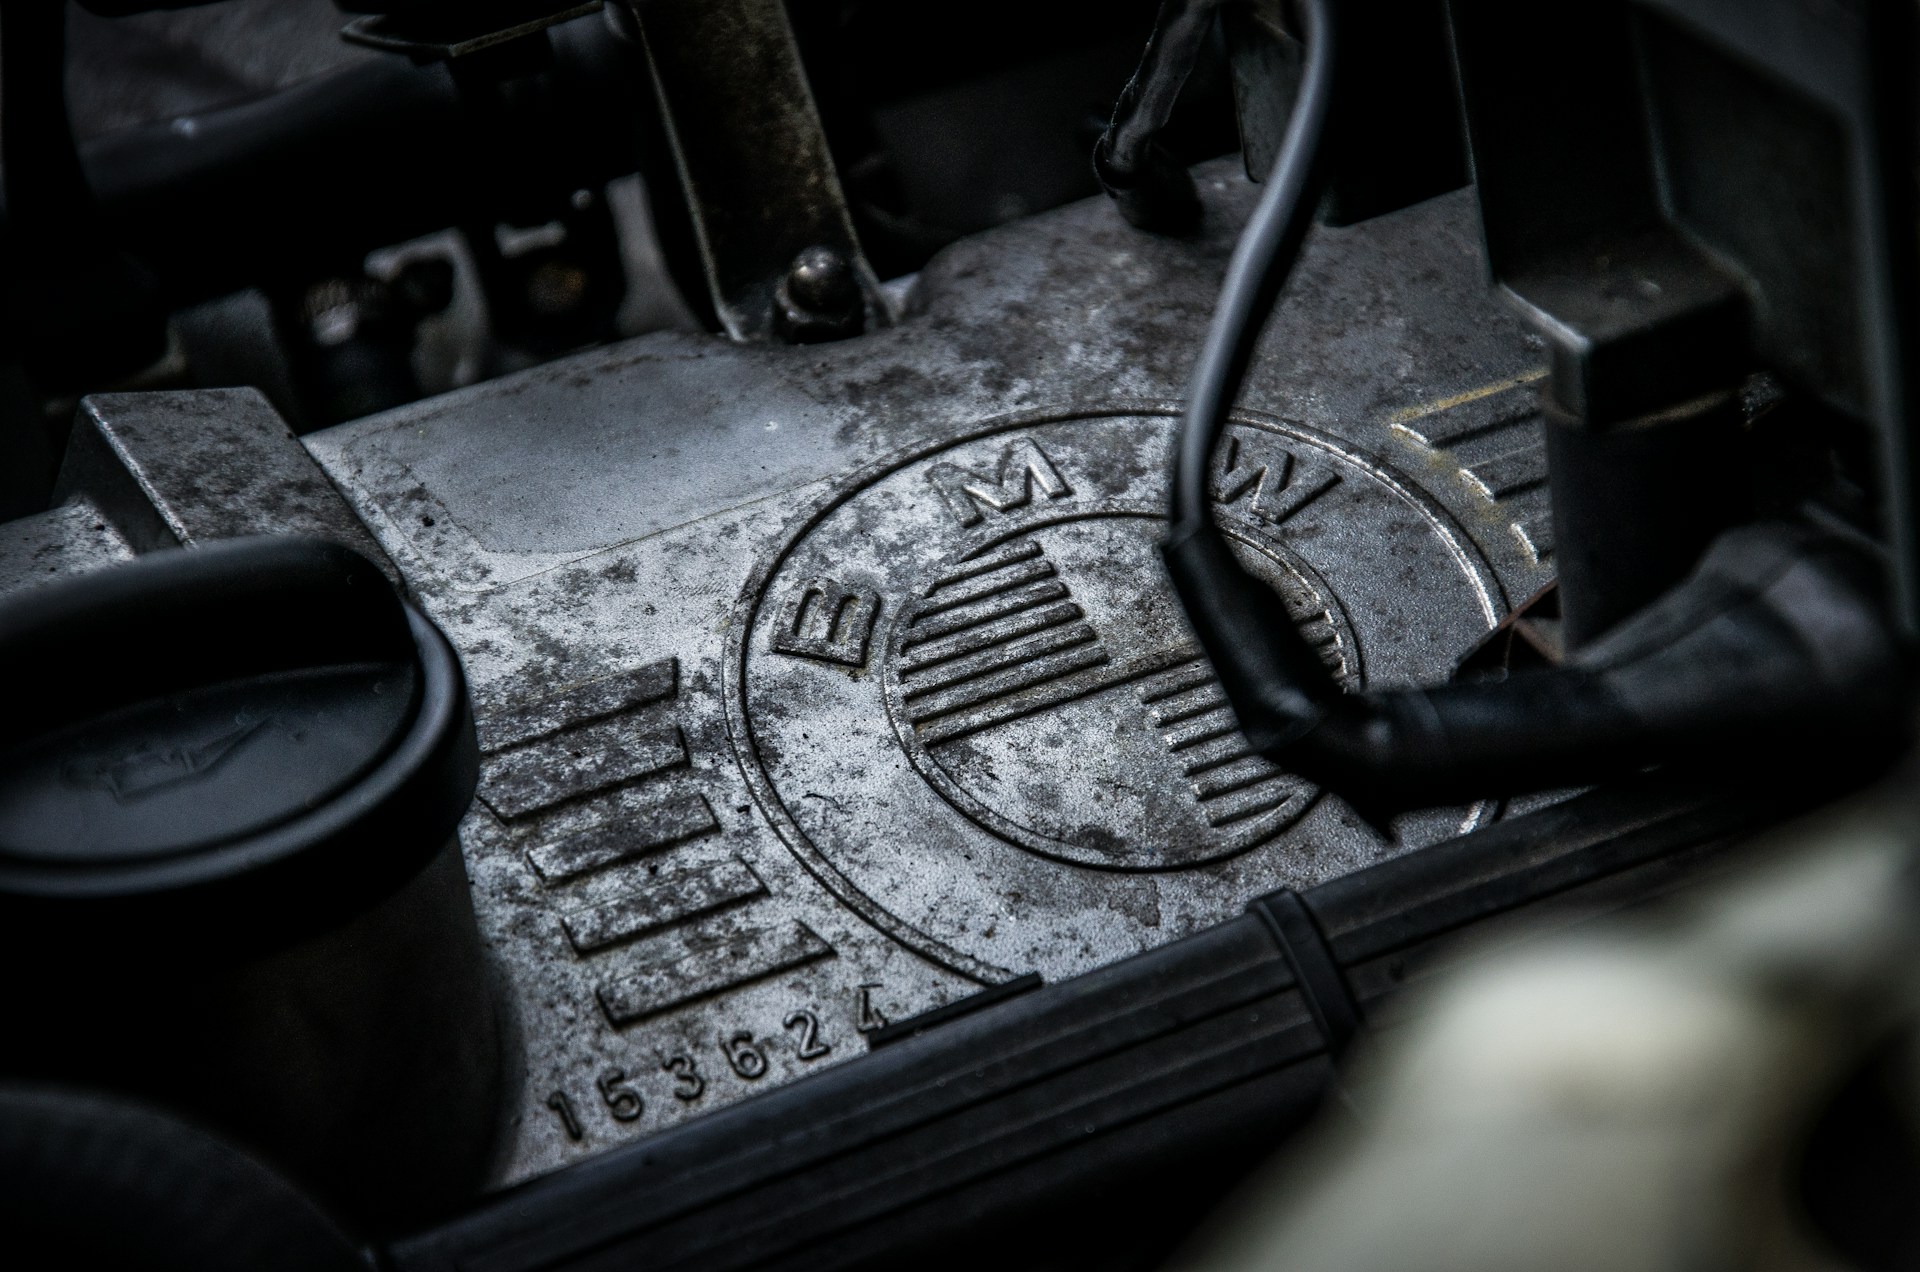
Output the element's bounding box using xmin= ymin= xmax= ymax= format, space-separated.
xmin=1161 ymin=0 xmax=1344 ymax=754
xmin=1158 ymin=0 xmax=1909 ymax=813
xmin=1101 ymin=0 xmax=1221 ymax=182
xmin=1291 ymin=525 xmax=1909 ymax=809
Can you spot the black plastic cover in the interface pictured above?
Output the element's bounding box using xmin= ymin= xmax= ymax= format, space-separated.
xmin=0 ymin=537 xmax=478 ymax=956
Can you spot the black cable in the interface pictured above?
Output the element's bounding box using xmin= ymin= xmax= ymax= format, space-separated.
xmin=1170 ymin=0 xmax=1338 ymax=533
xmin=1158 ymin=0 xmax=1907 ymax=814
xmin=1161 ymin=0 xmax=1344 ymax=756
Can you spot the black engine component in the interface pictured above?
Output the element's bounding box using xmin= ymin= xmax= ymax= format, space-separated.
xmin=0 ymin=537 xmax=496 ymax=1230
xmin=1161 ymin=0 xmax=1919 ymax=814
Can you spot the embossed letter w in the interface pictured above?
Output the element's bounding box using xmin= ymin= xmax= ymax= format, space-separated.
xmin=1210 ymin=433 xmax=1340 ymax=526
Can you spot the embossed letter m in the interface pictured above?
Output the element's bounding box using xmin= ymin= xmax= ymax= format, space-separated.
xmin=926 ymin=439 xmax=1072 ymax=527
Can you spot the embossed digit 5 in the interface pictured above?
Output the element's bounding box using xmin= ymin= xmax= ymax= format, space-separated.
xmin=597 ymin=1068 xmax=644 ymax=1122
xmin=783 ymin=1009 xmax=831 ymax=1060
xmin=720 ymin=1030 xmax=768 ymax=1079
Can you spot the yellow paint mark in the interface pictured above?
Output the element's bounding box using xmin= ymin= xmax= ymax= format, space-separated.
xmin=1383 ymin=368 xmax=1547 ymax=427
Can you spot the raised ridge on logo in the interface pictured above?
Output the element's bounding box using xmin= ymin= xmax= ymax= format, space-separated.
xmin=474 ymin=659 xmax=825 ymax=1028
xmin=881 ymin=524 xmax=1356 ymax=871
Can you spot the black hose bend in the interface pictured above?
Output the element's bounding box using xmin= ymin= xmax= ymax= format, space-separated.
xmin=1160 ymin=0 xmax=1344 ymax=748
xmin=1158 ymin=0 xmax=1909 ymax=812
xmin=1287 ymin=525 xmax=1909 ymax=810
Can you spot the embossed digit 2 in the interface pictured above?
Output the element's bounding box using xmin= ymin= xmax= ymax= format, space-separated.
xmin=784 ymin=1009 xmax=831 ymax=1060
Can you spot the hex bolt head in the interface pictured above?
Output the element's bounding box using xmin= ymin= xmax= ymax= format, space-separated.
xmin=775 ymin=245 xmax=865 ymax=343
xmin=788 ymin=247 xmax=858 ymax=312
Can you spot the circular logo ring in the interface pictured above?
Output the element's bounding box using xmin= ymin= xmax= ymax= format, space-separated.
xmin=723 ymin=403 xmax=1503 ymax=984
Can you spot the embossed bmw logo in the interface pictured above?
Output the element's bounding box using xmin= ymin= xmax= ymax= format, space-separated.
xmin=726 ymin=407 xmax=1503 ymax=983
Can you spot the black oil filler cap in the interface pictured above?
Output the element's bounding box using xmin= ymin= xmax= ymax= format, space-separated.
xmin=0 ymin=536 xmax=478 ymax=955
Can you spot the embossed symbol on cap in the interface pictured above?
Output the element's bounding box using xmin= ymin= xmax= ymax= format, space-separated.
xmin=64 ymin=717 xmax=268 ymax=802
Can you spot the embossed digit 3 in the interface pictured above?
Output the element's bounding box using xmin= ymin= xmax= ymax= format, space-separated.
xmin=719 ymin=1030 xmax=768 ymax=1079
xmin=597 ymin=1068 xmax=644 ymax=1122
xmin=784 ymin=1009 xmax=831 ymax=1060
xmin=662 ymin=1053 xmax=706 ymax=1101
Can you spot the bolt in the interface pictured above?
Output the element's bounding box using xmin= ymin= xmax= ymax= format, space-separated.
xmin=788 ymin=246 xmax=858 ymax=312
xmin=775 ymin=245 xmax=865 ymax=343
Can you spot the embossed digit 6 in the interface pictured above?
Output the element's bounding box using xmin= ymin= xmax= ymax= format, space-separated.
xmin=783 ymin=1009 xmax=831 ymax=1060
xmin=597 ymin=1068 xmax=644 ymax=1122
xmin=720 ymin=1030 xmax=768 ymax=1079
xmin=662 ymin=1053 xmax=706 ymax=1101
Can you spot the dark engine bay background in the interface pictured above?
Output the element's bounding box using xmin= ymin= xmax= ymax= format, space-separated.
xmin=22 ymin=5 xmax=1903 ymax=1270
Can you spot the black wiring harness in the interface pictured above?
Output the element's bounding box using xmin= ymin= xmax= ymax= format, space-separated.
xmin=1157 ymin=0 xmax=1910 ymax=818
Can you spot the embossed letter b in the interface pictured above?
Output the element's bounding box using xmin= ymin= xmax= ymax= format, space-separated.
xmin=770 ymin=578 xmax=880 ymax=667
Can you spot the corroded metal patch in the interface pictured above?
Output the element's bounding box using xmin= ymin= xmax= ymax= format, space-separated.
xmin=729 ymin=407 xmax=1503 ymax=984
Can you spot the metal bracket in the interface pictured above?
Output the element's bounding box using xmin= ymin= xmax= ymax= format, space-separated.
xmin=618 ymin=0 xmax=885 ymax=342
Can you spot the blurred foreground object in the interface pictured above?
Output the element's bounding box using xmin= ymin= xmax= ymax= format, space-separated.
xmin=1176 ymin=773 xmax=1920 ymax=1271
xmin=0 ymin=1086 xmax=368 ymax=1272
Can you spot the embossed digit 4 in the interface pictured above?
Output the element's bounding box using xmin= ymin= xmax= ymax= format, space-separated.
xmin=719 ymin=1030 xmax=768 ymax=1079
xmin=784 ymin=1009 xmax=831 ymax=1060
xmin=856 ymin=982 xmax=888 ymax=1033
xmin=597 ymin=1068 xmax=644 ymax=1122
xmin=662 ymin=1053 xmax=706 ymax=1101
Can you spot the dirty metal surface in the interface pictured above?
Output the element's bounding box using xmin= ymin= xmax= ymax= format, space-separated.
xmin=302 ymin=157 xmax=1555 ymax=1186
xmin=0 ymin=386 xmax=395 ymax=602
xmin=57 ymin=388 xmax=397 ymax=568
xmin=0 ymin=499 xmax=133 ymax=600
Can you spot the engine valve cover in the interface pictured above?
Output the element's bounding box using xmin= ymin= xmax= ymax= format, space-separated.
xmin=66 ymin=160 xmax=1552 ymax=1184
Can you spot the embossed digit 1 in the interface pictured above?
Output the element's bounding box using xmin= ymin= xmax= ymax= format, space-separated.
xmin=546 ymin=1090 xmax=584 ymax=1141
xmin=597 ymin=1068 xmax=644 ymax=1122
xmin=720 ymin=1031 xmax=768 ymax=1079
xmin=784 ymin=1009 xmax=831 ymax=1060
xmin=662 ymin=1053 xmax=706 ymax=1101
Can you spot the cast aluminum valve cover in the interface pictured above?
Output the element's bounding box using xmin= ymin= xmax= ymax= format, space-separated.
xmin=285 ymin=160 xmax=1543 ymax=1183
